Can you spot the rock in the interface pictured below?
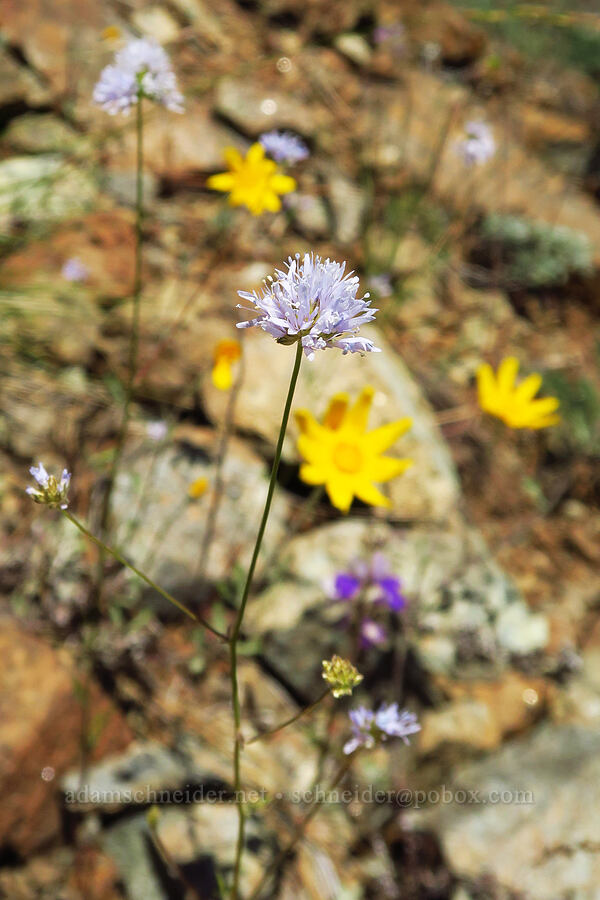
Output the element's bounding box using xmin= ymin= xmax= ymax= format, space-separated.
xmin=0 ymin=619 xmax=132 ymax=854
xmin=0 ymin=156 xmax=98 ymax=228
xmin=245 ymin=518 xmax=545 ymax=697
xmin=285 ymin=193 xmax=330 ymax=239
xmin=103 ymin=814 xmax=165 ymax=900
xmin=328 ymin=173 xmax=369 ymax=245
xmin=202 ymin=326 xmax=460 ymax=522
xmin=495 ymin=602 xmax=549 ymax=656
xmin=4 ymin=113 xmax=90 ymax=155
xmin=334 ymin=33 xmax=372 ymax=68
xmin=361 ymin=71 xmax=600 ymax=263
xmin=131 ymin=6 xmax=181 ymax=42
xmin=215 ymin=77 xmax=317 ymax=138
xmin=110 ymin=428 xmax=292 ymax=597
xmin=106 ymin=103 xmax=247 ymax=179
xmin=419 ymin=672 xmax=547 ymax=755
xmin=407 ymin=723 xmax=600 ymax=900
xmin=0 ymin=49 xmax=52 ymax=107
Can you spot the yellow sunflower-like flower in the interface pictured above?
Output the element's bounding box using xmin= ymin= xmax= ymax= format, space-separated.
xmin=211 ymin=338 xmax=241 ymax=391
xmin=477 ymin=357 xmax=560 ymax=429
xmin=207 ymin=144 xmax=296 ymax=215
xmin=295 ymin=386 xmax=413 ymax=513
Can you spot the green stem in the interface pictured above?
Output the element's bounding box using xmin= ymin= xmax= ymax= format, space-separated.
xmin=96 ymin=92 xmax=145 ymax=583
xmin=248 ymin=755 xmax=355 ymax=900
xmin=63 ymin=511 xmax=226 ymax=641
xmin=229 ymin=340 xmax=303 ymax=900
xmin=246 ymin=689 xmax=329 ymax=746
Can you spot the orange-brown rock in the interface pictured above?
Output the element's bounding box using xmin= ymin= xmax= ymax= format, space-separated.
xmin=0 ymin=619 xmax=133 ymax=855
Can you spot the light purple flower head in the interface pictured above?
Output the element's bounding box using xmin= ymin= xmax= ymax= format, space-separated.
xmin=455 ymin=120 xmax=495 ymax=167
xmin=237 ymin=253 xmax=380 ymax=359
xmin=259 ymin=130 xmax=309 ymax=165
xmin=93 ymin=38 xmax=184 ymax=115
xmin=343 ymin=703 xmax=420 ymax=754
xmin=26 ymin=463 xmax=71 ymax=509
xmin=146 ymin=421 xmax=168 ymax=442
xmin=62 ymin=257 xmax=89 ymax=283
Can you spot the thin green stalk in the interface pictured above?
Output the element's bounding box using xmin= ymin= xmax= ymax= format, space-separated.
xmin=246 ymin=689 xmax=329 ymax=746
xmin=229 ymin=341 xmax=303 ymax=900
xmin=63 ymin=511 xmax=226 ymax=641
xmin=96 ymin=92 xmax=145 ymax=587
xmin=248 ymin=755 xmax=355 ymax=900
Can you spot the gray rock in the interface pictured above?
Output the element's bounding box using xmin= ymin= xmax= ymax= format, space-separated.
xmin=110 ymin=429 xmax=292 ymax=599
xmin=407 ymin=723 xmax=600 ymax=900
xmin=0 ymin=155 xmax=97 ymax=227
xmin=215 ymin=77 xmax=317 ymax=138
xmin=328 ymin=173 xmax=369 ymax=245
xmin=202 ymin=326 xmax=460 ymax=523
xmin=334 ymin=33 xmax=372 ymax=67
xmin=103 ymin=814 xmax=165 ymax=900
xmin=246 ymin=518 xmax=544 ymax=695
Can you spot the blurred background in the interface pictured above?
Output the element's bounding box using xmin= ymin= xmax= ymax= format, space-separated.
xmin=1 ymin=0 xmax=600 ymax=897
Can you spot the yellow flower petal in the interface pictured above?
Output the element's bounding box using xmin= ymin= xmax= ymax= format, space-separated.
xmin=513 ymin=373 xmax=542 ymax=404
xmin=497 ymin=356 xmax=520 ymax=395
xmin=224 ymin=147 xmax=243 ymax=170
xmin=270 ymin=174 xmax=297 ymax=194
xmin=247 ymin=142 xmax=266 ymax=164
xmin=367 ymin=456 xmax=413 ymax=482
xmin=326 ymin=477 xmax=354 ymax=513
xmin=212 ymin=358 xmax=233 ymax=390
xmin=344 ymin=386 xmax=375 ymax=434
xmin=188 ymin=476 xmax=208 ymax=499
xmin=207 ymin=173 xmax=236 ymax=192
xmin=323 ymin=393 xmax=349 ymax=430
xmin=353 ymin=480 xmax=391 ymax=509
xmin=299 ymin=463 xmax=327 ymax=486
xmin=363 ymin=418 xmax=412 ymax=455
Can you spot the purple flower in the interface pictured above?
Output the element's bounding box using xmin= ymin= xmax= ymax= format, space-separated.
xmin=62 ymin=257 xmax=89 ymax=283
xmin=360 ymin=618 xmax=387 ymax=648
xmin=237 ymin=253 xmax=380 ymax=359
xmin=376 ymin=575 xmax=406 ymax=612
xmin=343 ymin=703 xmax=420 ymax=754
xmin=94 ymin=38 xmax=184 ymax=115
xmin=259 ymin=130 xmax=309 ymax=165
xmin=333 ymin=572 xmax=362 ymax=601
xmin=455 ymin=121 xmax=495 ymax=167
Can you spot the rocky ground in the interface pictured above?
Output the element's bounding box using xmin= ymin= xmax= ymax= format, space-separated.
xmin=1 ymin=0 xmax=600 ymax=898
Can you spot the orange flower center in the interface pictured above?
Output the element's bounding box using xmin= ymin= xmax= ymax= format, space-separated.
xmin=333 ymin=441 xmax=363 ymax=474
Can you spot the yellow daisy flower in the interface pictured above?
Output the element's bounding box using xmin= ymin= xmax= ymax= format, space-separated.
xmin=477 ymin=357 xmax=560 ymax=429
xmin=207 ymin=144 xmax=296 ymax=215
xmin=295 ymin=386 xmax=413 ymax=513
xmin=211 ymin=338 xmax=241 ymax=391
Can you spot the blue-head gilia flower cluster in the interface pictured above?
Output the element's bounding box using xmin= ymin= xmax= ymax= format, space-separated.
xmin=93 ymin=38 xmax=184 ymax=115
xmin=26 ymin=463 xmax=71 ymax=509
xmin=259 ymin=130 xmax=309 ymax=165
xmin=343 ymin=703 xmax=420 ymax=754
xmin=237 ymin=253 xmax=380 ymax=359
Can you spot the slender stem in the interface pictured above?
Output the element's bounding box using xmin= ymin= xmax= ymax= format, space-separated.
xmin=248 ymin=755 xmax=355 ymax=900
xmin=246 ymin=690 xmax=329 ymax=746
xmin=63 ymin=511 xmax=226 ymax=641
xmin=96 ymin=93 xmax=145 ymax=582
xmin=229 ymin=341 xmax=303 ymax=900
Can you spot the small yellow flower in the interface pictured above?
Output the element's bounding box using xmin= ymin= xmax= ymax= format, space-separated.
xmin=211 ymin=339 xmax=241 ymax=391
xmin=101 ymin=25 xmax=123 ymax=43
xmin=207 ymin=144 xmax=296 ymax=215
xmin=322 ymin=655 xmax=363 ymax=698
xmin=295 ymin=387 xmax=413 ymax=513
xmin=188 ymin=477 xmax=208 ymax=499
xmin=477 ymin=357 xmax=560 ymax=429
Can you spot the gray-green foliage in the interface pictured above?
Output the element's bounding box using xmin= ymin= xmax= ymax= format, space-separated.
xmin=543 ymin=371 xmax=600 ymax=455
xmin=481 ymin=213 xmax=592 ymax=288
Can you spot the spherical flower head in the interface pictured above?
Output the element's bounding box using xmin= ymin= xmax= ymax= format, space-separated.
xmin=477 ymin=357 xmax=560 ymax=429
xmin=455 ymin=120 xmax=495 ymax=167
xmin=322 ymin=655 xmax=364 ymax=697
xmin=207 ymin=144 xmax=296 ymax=215
xmin=211 ymin=338 xmax=242 ymax=391
xmin=343 ymin=702 xmax=420 ymax=754
xmin=62 ymin=257 xmax=89 ymax=283
xmin=237 ymin=253 xmax=379 ymax=358
xmin=26 ymin=463 xmax=71 ymax=509
xmin=259 ymin=130 xmax=309 ymax=165
xmin=295 ymin=386 xmax=413 ymax=513
xmin=93 ymin=38 xmax=184 ymax=115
